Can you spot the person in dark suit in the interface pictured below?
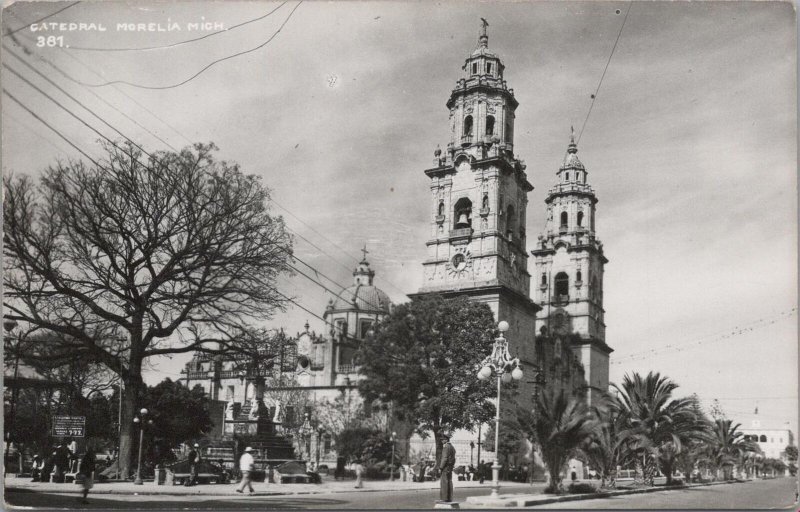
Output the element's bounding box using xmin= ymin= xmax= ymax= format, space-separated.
xmin=185 ymin=443 xmax=199 ymax=486
xmin=438 ymin=434 xmax=456 ymax=502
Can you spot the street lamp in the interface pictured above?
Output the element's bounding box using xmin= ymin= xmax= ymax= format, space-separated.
xmin=133 ymin=408 xmax=152 ymax=485
xmin=477 ymin=320 xmax=523 ymax=498
xmin=389 ymin=431 xmax=397 ymax=481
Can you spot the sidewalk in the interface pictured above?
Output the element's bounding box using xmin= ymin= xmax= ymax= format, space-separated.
xmin=4 ymin=474 xmax=537 ymax=497
xmin=464 ymin=479 xmax=751 ymax=508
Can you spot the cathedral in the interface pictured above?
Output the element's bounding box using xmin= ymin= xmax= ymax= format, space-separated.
xmin=182 ymin=22 xmax=611 ymax=469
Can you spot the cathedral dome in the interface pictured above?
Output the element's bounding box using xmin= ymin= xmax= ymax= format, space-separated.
xmin=330 ymin=284 xmax=391 ymax=314
xmin=325 ymin=249 xmax=391 ymax=315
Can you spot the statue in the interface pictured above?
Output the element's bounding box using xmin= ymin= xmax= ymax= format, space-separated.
xmin=272 ymin=399 xmax=283 ymax=424
xmin=248 ymin=397 xmax=260 ymax=420
xmin=225 ymin=398 xmax=235 ymax=421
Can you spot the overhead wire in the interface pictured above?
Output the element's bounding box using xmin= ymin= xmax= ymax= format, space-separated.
xmin=2 ymin=89 xmax=101 ymax=167
xmin=4 ymin=13 xmax=191 ymax=146
xmin=68 ymin=2 xmax=288 ymax=52
xmin=5 ymin=64 xmax=390 ymax=324
xmin=62 ymin=1 xmax=303 ymax=90
xmin=3 ymin=1 xmax=81 ymax=37
xmin=610 ymin=307 xmax=796 ymax=365
xmin=577 ymin=1 xmax=633 ymax=144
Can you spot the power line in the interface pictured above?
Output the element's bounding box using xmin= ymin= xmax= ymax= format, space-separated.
xmin=68 ymin=2 xmax=288 ymax=52
xmin=577 ymin=2 xmax=633 ymax=144
xmin=610 ymin=307 xmax=796 ymax=364
xmin=2 ymin=89 xmax=101 ymax=167
xmin=5 ymin=63 xmax=132 ymax=155
xmin=3 ymin=2 xmax=81 ymax=37
xmin=69 ymin=1 xmax=303 ymax=90
xmin=4 ymin=59 xmax=149 ymax=155
xmin=4 ymin=43 xmax=178 ymax=151
xmin=5 ymin=9 xmax=193 ymax=146
xmin=5 ymin=111 xmax=75 ymax=156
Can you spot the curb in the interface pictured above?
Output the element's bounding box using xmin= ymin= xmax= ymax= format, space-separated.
xmin=5 ymin=481 xmax=527 ymax=498
xmin=464 ymin=479 xmax=748 ymax=508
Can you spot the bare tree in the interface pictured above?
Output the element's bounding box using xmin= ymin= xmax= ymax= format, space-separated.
xmin=4 ymin=141 xmax=293 ymax=478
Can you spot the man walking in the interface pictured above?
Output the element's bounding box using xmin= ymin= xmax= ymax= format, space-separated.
xmin=236 ymin=447 xmax=255 ymax=494
xmin=185 ymin=443 xmax=199 ymax=487
xmin=438 ymin=434 xmax=456 ymax=503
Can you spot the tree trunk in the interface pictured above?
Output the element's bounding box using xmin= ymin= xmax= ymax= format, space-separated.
xmin=663 ymin=461 xmax=673 ymax=485
xmin=119 ymin=373 xmax=144 ymax=480
xmin=433 ymin=429 xmax=442 ymax=473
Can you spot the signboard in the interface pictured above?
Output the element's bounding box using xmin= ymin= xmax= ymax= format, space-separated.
xmin=52 ymin=416 xmax=85 ymax=437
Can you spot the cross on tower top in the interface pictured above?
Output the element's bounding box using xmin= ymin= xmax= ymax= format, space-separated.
xmin=360 ymin=244 xmax=369 ymax=262
xmin=479 ymin=18 xmax=489 ymax=47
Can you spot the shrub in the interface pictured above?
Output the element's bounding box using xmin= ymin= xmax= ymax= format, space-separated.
xmin=666 ymin=478 xmax=685 ymax=487
xmin=567 ymin=482 xmax=598 ymax=494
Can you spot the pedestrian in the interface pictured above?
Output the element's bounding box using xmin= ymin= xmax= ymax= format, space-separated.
xmin=185 ymin=443 xmax=199 ymax=487
xmin=31 ymin=455 xmax=42 ymax=482
xmin=479 ymin=459 xmax=486 ymax=484
xmin=354 ymin=459 xmax=364 ymax=489
xmin=78 ymin=448 xmax=96 ymax=504
xmin=235 ymin=447 xmax=255 ymax=494
xmin=438 ymin=433 xmax=456 ymax=503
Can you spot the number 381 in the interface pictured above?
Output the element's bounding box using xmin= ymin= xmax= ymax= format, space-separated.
xmin=36 ymin=36 xmax=64 ymax=48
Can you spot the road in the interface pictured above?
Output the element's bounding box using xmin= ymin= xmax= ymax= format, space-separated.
xmin=532 ymin=477 xmax=798 ymax=509
xmin=6 ymin=485 xmax=517 ymax=510
xmin=5 ymin=478 xmax=797 ymax=510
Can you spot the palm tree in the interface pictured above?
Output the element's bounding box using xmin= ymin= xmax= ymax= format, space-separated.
xmin=612 ymin=372 xmax=705 ymax=486
xmin=707 ymin=419 xmax=754 ymax=480
xmin=579 ymin=400 xmax=628 ymax=490
xmin=526 ymin=389 xmax=594 ymax=494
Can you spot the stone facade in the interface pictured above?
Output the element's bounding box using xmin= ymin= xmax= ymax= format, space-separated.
xmin=413 ymin=26 xmax=541 ymax=408
xmin=531 ymin=129 xmax=613 ymax=405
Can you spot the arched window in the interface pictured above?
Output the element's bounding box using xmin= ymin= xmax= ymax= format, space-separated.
xmin=554 ymin=272 xmax=569 ymax=300
xmin=463 ymin=115 xmax=473 ymax=137
xmin=506 ymin=205 xmax=515 ymax=239
xmin=482 ymin=194 xmax=489 ymax=210
xmin=486 ymin=115 xmax=495 ymax=136
xmin=577 ymin=211 xmax=584 ymax=227
xmin=591 ymin=277 xmax=598 ymax=299
xmin=760 ymin=435 xmax=767 ymax=442
xmin=486 ymin=62 xmax=493 ymax=75
xmin=453 ymin=197 xmax=472 ymax=229
xmin=565 ymin=172 xmax=570 ymax=182
xmin=472 ymin=62 xmax=478 ymax=74
xmin=505 ymin=122 xmax=512 ymax=142
xmin=438 ymin=201 xmax=445 ymax=217
xmin=560 ymin=211 xmax=568 ymax=228
xmin=541 ymin=273 xmax=547 ymax=286
xmin=576 ymin=270 xmax=582 ymax=283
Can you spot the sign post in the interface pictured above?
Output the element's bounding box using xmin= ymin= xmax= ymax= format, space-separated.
xmin=52 ymin=416 xmax=86 ymax=438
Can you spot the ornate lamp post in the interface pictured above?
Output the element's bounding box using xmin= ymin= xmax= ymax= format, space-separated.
xmin=133 ymin=408 xmax=153 ymax=485
xmin=477 ymin=321 xmax=523 ymax=498
xmin=299 ymin=413 xmax=313 ymax=461
xmin=389 ymin=431 xmax=397 ymax=481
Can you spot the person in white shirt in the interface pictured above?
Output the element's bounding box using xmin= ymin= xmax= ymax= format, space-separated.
xmin=236 ymin=447 xmax=256 ymax=494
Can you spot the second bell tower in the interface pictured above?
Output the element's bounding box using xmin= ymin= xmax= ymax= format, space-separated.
xmin=415 ymin=22 xmax=540 ymax=368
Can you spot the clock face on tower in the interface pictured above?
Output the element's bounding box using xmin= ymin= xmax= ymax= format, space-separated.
xmin=447 ymin=247 xmax=473 ymax=279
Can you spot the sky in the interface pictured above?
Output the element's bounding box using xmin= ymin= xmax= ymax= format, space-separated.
xmin=2 ymin=1 xmax=797 ymax=434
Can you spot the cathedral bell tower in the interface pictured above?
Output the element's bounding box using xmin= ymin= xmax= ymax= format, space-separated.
xmin=531 ymin=129 xmax=612 ymax=404
xmin=414 ymin=21 xmax=540 ymax=372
